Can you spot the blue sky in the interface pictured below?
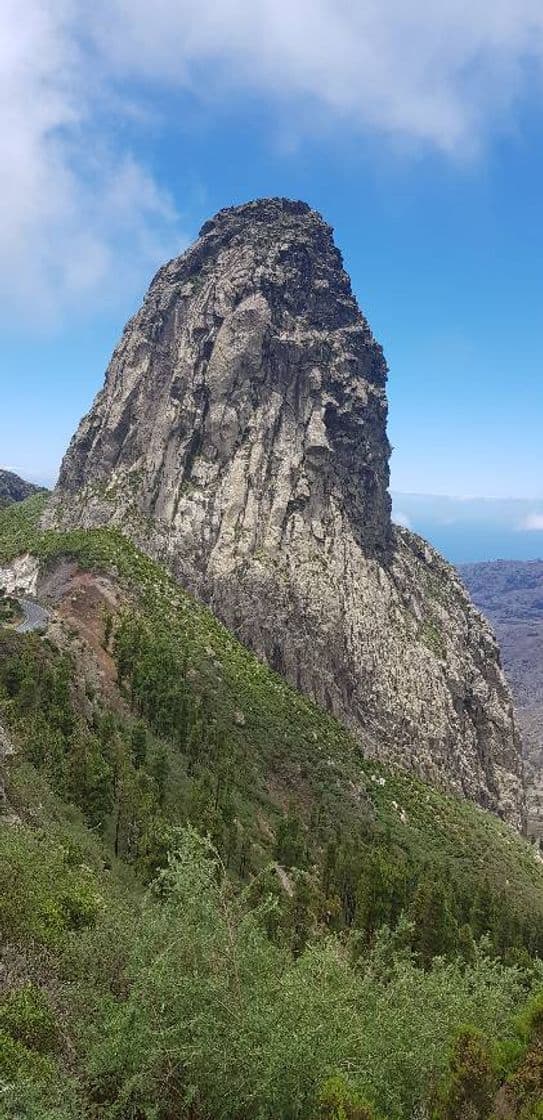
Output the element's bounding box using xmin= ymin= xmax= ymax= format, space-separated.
xmin=1 ymin=3 xmax=542 ymax=540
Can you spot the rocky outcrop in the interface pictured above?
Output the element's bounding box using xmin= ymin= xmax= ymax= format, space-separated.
xmin=0 ymin=553 xmax=40 ymax=597
xmin=44 ymin=198 xmax=525 ymax=826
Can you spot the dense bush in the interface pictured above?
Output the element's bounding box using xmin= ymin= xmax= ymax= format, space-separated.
xmin=0 ymin=984 xmax=57 ymax=1052
xmin=83 ymin=830 xmax=533 ymax=1120
xmin=432 ymin=1028 xmax=497 ymax=1119
xmin=0 ymin=982 xmax=80 ymax=1120
xmin=0 ymin=824 xmax=101 ymax=946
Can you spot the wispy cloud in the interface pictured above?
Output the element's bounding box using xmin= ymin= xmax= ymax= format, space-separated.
xmin=392 ymin=510 xmax=412 ymax=530
xmin=3 ymin=1 xmax=543 ymax=321
xmin=521 ymin=513 xmax=543 ymax=531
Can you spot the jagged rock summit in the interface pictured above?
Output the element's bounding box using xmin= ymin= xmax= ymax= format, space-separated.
xmin=45 ymin=198 xmax=524 ymax=825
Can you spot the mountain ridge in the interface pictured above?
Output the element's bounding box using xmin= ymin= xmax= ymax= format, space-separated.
xmin=0 ymin=468 xmax=45 ymax=508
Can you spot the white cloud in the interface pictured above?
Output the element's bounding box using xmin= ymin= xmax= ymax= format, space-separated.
xmin=92 ymin=0 xmax=543 ymax=150
xmin=521 ymin=513 xmax=543 ymax=531
xmin=0 ymin=0 xmax=182 ymax=324
xmin=3 ymin=1 xmax=543 ymax=320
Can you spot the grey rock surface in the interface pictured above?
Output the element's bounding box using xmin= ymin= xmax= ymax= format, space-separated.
xmin=44 ymin=198 xmax=525 ymax=826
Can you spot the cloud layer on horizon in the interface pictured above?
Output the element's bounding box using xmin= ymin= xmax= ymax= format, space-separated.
xmin=391 ymin=493 xmax=543 ymax=561
xmin=3 ymin=0 xmax=543 ymax=321
xmin=522 ymin=513 xmax=543 ymax=531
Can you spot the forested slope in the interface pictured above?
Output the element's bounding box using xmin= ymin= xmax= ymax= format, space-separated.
xmin=1 ymin=494 xmax=543 ymax=1119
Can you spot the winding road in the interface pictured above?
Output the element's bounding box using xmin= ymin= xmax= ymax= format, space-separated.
xmin=16 ymin=599 xmax=49 ymax=634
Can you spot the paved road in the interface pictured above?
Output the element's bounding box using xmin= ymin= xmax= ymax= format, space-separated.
xmin=16 ymin=599 xmax=49 ymax=634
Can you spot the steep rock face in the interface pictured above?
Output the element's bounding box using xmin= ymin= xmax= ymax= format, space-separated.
xmin=45 ymin=198 xmax=524 ymax=826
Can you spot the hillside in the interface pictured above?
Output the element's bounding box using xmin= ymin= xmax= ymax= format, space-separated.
xmin=1 ymin=494 xmax=539 ymax=906
xmin=461 ymin=560 xmax=543 ymax=841
xmin=1 ymin=494 xmax=543 ymax=1117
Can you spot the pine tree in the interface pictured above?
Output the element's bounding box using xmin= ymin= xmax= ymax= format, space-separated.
xmin=288 ymin=871 xmax=315 ymax=956
xmin=321 ymin=836 xmax=338 ymax=898
xmin=151 ymin=747 xmax=169 ymax=808
xmin=356 ymin=848 xmax=407 ymax=942
xmin=410 ymin=869 xmax=457 ymax=966
xmin=130 ymin=721 xmax=147 ymax=769
xmin=274 ymin=805 xmax=306 ymax=869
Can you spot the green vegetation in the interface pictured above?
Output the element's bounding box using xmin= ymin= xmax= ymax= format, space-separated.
xmin=1 ymin=494 xmax=543 ymax=1116
xmin=78 ymin=833 xmax=542 ymax=1120
xmin=420 ymin=617 xmax=446 ymax=659
xmin=0 ymin=816 xmax=542 ymax=1120
xmin=0 ymin=589 xmax=20 ymax=626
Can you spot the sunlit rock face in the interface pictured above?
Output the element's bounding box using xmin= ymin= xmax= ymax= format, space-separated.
xmin=45 ymin=198 xmax=525 ymax=827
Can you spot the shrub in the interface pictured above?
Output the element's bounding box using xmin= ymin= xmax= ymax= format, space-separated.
xmin=0 ymin=984 xmax=57 ymax=1052
xmin=0 ymin=825 xmax=101 ymax=946
xmin=433 ymin=1027 xmax=496 ymax=1119
xmin=318 ymin=1076 xmax=377 ymax=1120
xmin=0 ymin=1027 xmax=79 ymax=1119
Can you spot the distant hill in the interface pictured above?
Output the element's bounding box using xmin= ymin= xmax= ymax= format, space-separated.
xmin=461 ymin=560 xmax=543 ymax=839
xmin=0 ymin=469 xmax=46 ymax=508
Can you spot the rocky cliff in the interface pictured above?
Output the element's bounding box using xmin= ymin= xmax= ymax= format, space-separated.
xmin=44 ymin=198 xmax=524 ymax=826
